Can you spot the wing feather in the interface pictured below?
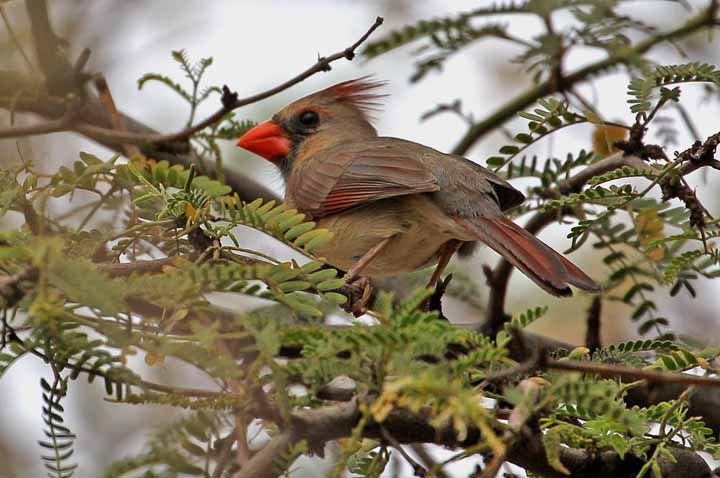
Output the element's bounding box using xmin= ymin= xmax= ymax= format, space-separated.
xmin=290 ymin=142 xmax=439 ymax=217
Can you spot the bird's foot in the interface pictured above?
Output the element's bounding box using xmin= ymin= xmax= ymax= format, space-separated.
xmin=423 ymin=273 xmax=452 ymax=320
xmin=341 ymin=276 xmax=373 ymax=317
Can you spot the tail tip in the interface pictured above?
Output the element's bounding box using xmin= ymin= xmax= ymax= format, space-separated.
xmin=570 ymin=278 xmax=601 ymax=294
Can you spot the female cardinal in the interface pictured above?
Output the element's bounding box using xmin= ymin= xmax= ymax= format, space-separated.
xmin=237 ymin=78 xmax=599 ymax=307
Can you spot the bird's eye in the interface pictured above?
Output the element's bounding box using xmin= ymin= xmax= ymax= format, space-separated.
xmin=298 ymin=110 xmax=319 ymax=127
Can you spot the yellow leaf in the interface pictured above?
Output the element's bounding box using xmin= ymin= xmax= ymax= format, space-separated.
xmin=592 ymin=123 xmax=628 ymax=157
xmin=543 ymin=428 xmax=571 ymax=475
xmin=566 ymin=347 xmax=591 ymax=360
xmin=169 ymin=308 xmax=189 ymax=322
xmin=646 ymin=246 xmax=666 ymax=262
xmin=145 ymin=352 xmax=165 ymax=366
xmin=636 ymin=209 xmax=665 ymax=262
xmin=527 ymin=376 xmax=551 ymax=387
xmin=370 ymin=391 xmax=399 ymax=422
xmin=636 ymin=209 xmax=663 ymax=239
xmin=184 ymin=202 xmax=197 ymax=220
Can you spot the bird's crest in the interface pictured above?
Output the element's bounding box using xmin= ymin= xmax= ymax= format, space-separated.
xmin=318 ymin=76 xmax=387 ymax=118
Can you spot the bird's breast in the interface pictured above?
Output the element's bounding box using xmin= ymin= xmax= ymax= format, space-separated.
xmin=312 ymin=195 xmax=474 ymax=276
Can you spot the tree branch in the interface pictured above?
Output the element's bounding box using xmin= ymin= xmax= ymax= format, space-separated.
xmin=234 ymin=431 xmax=294 ymax=478
xmin=250 ymin=398 xmax=712 ymax=478
xmin=106 ymin=16 xmax=385 ymax=146
xmin=0 ymin=69 xmax=280 ymax=202
xmin=452 ymin=4 xmax=719 ymax=156
xmin=0 ymin=268 xmax=37 ymax=308
xmin=93 ymin=75 xmax=142 ymax=157
xmin=25 ymin=0 xmax=74 ymax=95
xmin=547 ymin=358 xmax=720 ymax=388
xmin=0 ymin=114 xmax=71 ymax=139
xmin=6 ymin=1 xmax=284 ymax=203
xmin=1 ymin=11 xmax=383 ymax=203
xmin=10 ymin=16 xmax=385 ymax=147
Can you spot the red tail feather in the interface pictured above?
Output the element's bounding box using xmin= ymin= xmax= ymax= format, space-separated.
xmin=455 ymin=216 xmax=599 ymax=296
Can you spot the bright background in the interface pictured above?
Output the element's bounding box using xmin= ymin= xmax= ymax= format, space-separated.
xmin=1 ymin=0 xmax=719 ymax=476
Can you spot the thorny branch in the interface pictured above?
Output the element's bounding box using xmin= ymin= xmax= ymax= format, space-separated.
xmin=547 ymin=358 xmax=720 ymax=388
xmin=95 ymin=16 xmax=385 ymax=146
xmin=451 ymin=2 xmax=720 ymax=156
xmin=0 ymin=13 xmax=385 ymax=147
xmin=238 ymin=396 xmax=712 ymax=478
xmin=0 ymin=2 xmax=380 ymax=204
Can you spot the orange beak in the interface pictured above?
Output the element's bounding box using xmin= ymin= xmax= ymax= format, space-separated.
xmin=236 ymin=121 xmax=292 ymax=161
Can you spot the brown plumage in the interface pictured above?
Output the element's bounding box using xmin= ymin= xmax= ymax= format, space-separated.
xmin=237 ymin=78 xmax=599 ymax=297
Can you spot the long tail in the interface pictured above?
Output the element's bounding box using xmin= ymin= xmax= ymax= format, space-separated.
xmin=455 ymin=216 xmax=600 ymax=297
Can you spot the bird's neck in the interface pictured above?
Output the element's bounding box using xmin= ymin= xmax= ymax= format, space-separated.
xmin=280 ymin=127 xmax=376 ymax=208
xmin=281 ymin=127 xmax=377 ymax=179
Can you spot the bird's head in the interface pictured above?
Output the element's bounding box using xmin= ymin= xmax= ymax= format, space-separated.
xmin=236 ymin=77 xmax=385 ymax=172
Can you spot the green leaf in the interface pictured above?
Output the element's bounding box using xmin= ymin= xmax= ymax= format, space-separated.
xmin=78 ymin=152 xmax=103 ymax=166
xmin=543 ymin=428 xmax=570 ymax=475
xmin=285 ymin=222 xmax=316 ymax=241
xmin=46 ymin=256 xmax=125 ymax=315
xmin=0 ymin=170 xmax=19 ymax=216
xmin=486 ymin=156 xmax=505 ymax=167
xmin=515 ymin=133 xmax=533 ymax=143
xmin=323 ymin=292 xmax=347 ymax=305
xmin=316 ymin=278 xmax=346 ymax=292
xmin=499 ymin=145 xmax=520 ymax=155
xmin=607 ymin=433 xmax=629 ymax=457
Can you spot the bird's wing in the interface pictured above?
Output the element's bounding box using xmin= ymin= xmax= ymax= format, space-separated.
xmin=448 ymin=155 xmax=525 ymax=211
xmin=289 ymin=141 xmax=439 ymax=217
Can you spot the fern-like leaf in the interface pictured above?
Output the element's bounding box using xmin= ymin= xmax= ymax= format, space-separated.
xmin=628 ymin=63 xmax=720 ymax=114
xmin=39 ymin=376 xmax=77 ymax=478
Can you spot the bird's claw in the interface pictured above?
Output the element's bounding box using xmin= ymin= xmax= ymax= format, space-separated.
xmin=423 ymin=273 xmax=452 ymax=320
xmin=341 ymin=276 xmax=373 ymax=317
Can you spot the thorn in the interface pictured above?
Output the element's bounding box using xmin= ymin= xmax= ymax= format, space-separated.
xmin=221 ymin=85 xmax=238 ymax=109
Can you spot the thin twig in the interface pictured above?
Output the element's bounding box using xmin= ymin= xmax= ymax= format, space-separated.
xmin=211 ymin=428 xmax=238 ymax=478
xmin=94 ymin=75 xmax=142 ymax=157
xmin=548 ymin=359 xmax=720 ymax=388
xmin=63 ymin=16 xmax=385 ymax=147
xmin=478 ymin=328 xmax=544 ymax=386
xmin=380 ymin=425 xmax=427 ymax=477
xmin=452 ymin=5 xmax=719 ymax=155
xmin=409 ymin=444 xmax=451 ymax=478
xmin=0 ymin=4 xmax=36 ymax=73
xmin=97 ymin=257 xmax=179 ymax=277
xmin=13 ymin=333 xmax=222 ymax=397
xmin=585 ymin=296 xmax=602 ymax=352
xmin=0 ymin=111 xmax=73 ymax=139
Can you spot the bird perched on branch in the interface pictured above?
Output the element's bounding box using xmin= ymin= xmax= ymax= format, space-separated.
xmin=237 ymin=78 xmax=599 ymax=313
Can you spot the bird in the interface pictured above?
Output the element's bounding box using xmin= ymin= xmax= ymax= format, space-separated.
xmin=236 ymin=77 xmax=599 ymax=312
